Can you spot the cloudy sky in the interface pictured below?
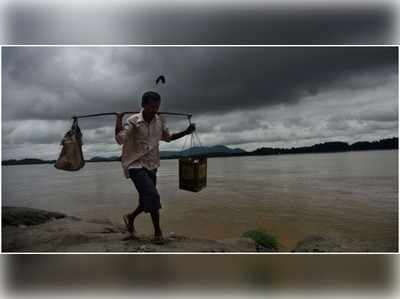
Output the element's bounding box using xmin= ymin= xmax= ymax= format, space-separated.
xmin=2 ymin=46 xmax=398 ymax=160
xmin=2 ymin=1 xmax=396 ymax=45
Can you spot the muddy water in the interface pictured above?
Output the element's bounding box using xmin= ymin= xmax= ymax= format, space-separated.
xmin=2 ymin=150 xmax=398 ymax=251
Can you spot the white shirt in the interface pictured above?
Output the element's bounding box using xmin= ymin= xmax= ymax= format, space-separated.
xmin=116 ymin=111 xmax=170 ymax=178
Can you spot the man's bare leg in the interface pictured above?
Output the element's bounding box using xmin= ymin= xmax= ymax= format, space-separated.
xmin=124 ymin=205 xmax=143 ymax=236
xmin=150 ymin=210 xmax=163 ymax=243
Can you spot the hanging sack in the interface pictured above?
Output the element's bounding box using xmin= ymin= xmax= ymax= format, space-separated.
xmin=55 ymin=118 xmax=85 ymax=171
xmin=178 ymin=130 xmax=207 ymax=192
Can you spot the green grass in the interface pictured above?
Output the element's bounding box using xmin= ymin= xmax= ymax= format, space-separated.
xmin=242 ymin=229 xmax=279 ymax=250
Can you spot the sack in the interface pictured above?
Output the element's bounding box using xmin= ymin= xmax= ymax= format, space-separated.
xmin=55 ymin=119 xmax=85 ymax=171
xmin=179 ymin=156 xmax=207 ymax=192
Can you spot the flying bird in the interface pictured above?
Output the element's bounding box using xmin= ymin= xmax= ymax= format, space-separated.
xmin=156 ymin=75 xmax=166 ymax=85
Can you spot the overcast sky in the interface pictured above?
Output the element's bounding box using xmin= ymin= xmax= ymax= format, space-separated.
xmin=2 ymin=1 xmax=396 ymax=44
xmin=2 ymin=47 xmax=398 ymax=160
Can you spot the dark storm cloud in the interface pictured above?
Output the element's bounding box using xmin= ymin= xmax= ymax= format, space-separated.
xmin=2 ymin=2 xmax=396 ymax=44
xmin=3 ymin=47 xmax=397 ymax=122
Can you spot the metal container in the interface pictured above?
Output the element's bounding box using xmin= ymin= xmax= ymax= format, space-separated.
xmin=179 ymin=157 xmax=207 ymax=192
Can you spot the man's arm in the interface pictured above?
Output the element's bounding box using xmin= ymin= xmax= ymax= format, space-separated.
xmin=164 ymin=124 xmax=196 ymax=142
xmin=115 ymin=113 xmax=125 ymax=145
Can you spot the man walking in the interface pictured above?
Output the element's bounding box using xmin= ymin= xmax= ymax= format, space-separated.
xmin=115 ymin=91 xmax=195 ymax=244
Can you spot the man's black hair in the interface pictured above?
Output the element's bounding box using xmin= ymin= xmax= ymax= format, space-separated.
xmin=142 ymin=91 xmax=161 ymax=106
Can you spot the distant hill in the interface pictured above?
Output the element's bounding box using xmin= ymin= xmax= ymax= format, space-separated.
xmin=87 ymin=156 xmax=120 ymax=162
xmin=2 ymin=138 xmax=397 ymax=166
xmin=1 ymin=158 xmax=55 ymax=166
xmin=351 ymin=138 xmax=398 ymax=151
xmin=252 ymin=137 xmax=398 ymax=155
xmin=161 ymin=145 xmax=246 ymax=158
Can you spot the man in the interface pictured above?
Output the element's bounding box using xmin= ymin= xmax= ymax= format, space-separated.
xmin=115 ymin=91 xmax=195 ymax=244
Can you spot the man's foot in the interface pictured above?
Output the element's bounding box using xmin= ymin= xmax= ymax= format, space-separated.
xmin=152 ymin=232 xmax=164 ymax=245
xmin=121 ymin=235 xmax=136 ymax=241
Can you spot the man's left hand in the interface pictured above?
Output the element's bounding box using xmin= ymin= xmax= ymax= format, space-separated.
xmin=186 ymin=124 xmax=196 ymax=135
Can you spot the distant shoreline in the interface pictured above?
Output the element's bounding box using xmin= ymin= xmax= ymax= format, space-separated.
xmin=2 ymin=137 xmax=398 ymax=166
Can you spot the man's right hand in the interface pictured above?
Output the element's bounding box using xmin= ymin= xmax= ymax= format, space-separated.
xmin=115 ymin=112 xmax=125 ymax=140
xmin=186 ymin=123 xmax=196 ymax=135
xmin=115 ymin=112 xmax=125 ymax=118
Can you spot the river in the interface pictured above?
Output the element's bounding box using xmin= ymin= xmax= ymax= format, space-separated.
xmin=2 ymin=150 xmax=398 ymax=251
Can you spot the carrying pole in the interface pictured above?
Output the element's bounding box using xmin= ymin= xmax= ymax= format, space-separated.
xmin=72 ymin=111 xmax=192 ymax=119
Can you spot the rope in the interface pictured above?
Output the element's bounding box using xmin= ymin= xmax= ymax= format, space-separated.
xmin=194 ymin=131 xmax=202 ymax=147
xmin=181 ymin=115 xmax=203 ymax=157
xmin=181 ymin=134 xmax=189 ymax=152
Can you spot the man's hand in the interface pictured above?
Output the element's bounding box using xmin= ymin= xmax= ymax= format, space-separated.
xmin=115 ymin=112 xmax=125 ymax=142
xmin=115 ymin=112 xmax=125 ymax=119
xmin=167 ymin=124 xmax=196 ymax=142
xmin=186 ymin=123 xmax=196 ymax=135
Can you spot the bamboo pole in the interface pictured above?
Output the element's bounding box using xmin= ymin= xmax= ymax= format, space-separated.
xmin=72 ymin=111 xmax=192 ymax=119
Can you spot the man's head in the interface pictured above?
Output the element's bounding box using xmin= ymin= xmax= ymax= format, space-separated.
xmin=142 ymin=91 xmax=161 ymax=107
xmin=141 ymin=91 xmax=161 ymax=120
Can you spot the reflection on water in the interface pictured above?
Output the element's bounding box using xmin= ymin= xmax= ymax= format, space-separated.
xmin=2 ymin=150 xmax=398 ymax=251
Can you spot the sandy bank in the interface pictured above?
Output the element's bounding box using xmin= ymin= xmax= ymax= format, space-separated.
xmin=2 ymin=207 xmax=260 ymax=252
xmin=2 ymin=207 xmax=363 ymax=252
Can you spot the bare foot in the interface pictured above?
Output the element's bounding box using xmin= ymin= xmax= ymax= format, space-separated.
xmin=152 ymin=232 xmax=164 ymax=245
xmin=121 ymin=235 xmax=134 ymax=241
xmin=121 ymin=229 xmax=139 ymax=241
xmin=123 ymin=214 xmax=133 ymax=234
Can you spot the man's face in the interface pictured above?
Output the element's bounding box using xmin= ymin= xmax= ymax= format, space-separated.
xmin=143 ymin=99 xmax=160 ymax=118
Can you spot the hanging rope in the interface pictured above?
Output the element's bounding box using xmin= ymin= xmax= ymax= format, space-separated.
xmin=181 ymin=134 xmax=189 ymax=152
xmin=178 ymin=114 xmax=207 ymax=192
xmin=194 ymin=131 xmax=202 ymax=147
xmin=180 ymin=115 xmax=203 ymax=157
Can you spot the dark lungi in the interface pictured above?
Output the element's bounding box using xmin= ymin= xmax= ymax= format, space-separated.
xmin=129 ymin=168 xmax=161 ymax=213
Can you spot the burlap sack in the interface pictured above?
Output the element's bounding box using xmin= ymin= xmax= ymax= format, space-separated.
xmin=55 ymin=119 xmax=85 ymax=171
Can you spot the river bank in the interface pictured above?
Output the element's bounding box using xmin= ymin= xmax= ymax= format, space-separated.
xmin=2 ymin=207 xmax=374 ymax=252
xmin=2 ymin=207 xmax=258 ymax=252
